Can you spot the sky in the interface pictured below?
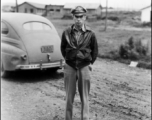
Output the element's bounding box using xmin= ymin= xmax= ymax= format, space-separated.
xmin=1 ymin=0 xmax=151 ymax=10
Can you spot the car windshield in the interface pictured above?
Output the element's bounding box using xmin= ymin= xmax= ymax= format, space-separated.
xmin=23 ymin=22 xmax=52 ymax=31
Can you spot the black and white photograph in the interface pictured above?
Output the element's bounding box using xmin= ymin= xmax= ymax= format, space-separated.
xmin=1 ymin=0 xmax=151 ymax=120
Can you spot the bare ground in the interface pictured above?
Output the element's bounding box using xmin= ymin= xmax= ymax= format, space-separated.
xmin=1 ymin=58 xmax=151 ymax=120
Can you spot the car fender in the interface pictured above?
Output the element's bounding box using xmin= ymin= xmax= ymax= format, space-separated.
xmin=1 ymin=43 xmax=28 ymax=71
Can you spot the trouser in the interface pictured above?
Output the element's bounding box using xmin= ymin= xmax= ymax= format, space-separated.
xmin=64 ymin=64 xmax=91 ymax=120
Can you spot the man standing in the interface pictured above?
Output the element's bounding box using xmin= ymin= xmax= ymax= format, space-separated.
xmin=61 ymin=6 xmax=98 ymax=120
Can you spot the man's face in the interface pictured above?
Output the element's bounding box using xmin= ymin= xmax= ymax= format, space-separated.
xmin=73 ymin=14 xmax=86 ymax=27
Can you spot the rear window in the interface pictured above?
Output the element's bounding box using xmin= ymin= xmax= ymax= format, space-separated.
xmin=23 ymin=22 xmax=52 ymax=31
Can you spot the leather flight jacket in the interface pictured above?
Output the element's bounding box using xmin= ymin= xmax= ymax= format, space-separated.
xmin=61 ymin=24 xmax=98 ymax=69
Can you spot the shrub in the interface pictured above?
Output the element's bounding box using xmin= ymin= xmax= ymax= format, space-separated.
xmin=99 ymin=50 xmax=120 ymax=60
xmin=142 ymin=22 xmax=151 ymax=27
xmin=134 ymin=39 xmax=148 ymax=56
xmin=119 ymin=37 xmax=149 ymax=61
xmin=62 ymin=14 xmax=73 ymax=19
xmin=108 ymin=16 xmax=120 ymax=21
xmin=99 ymin=36 xmax=151 ymax=69
xmin=133 ymin=22 xmax=151 ymax=28
xmin=101 ymin=16 xmax=120 ymax=21
xmin=137 ymin=61 xmax=151 ymax=69
xmin=96 ymin=15 xmax=102 ymax=20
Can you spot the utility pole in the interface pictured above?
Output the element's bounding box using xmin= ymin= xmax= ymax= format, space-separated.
xmin=16 ymin=0 xmax=18 ymax=12
xmin=104 ymin=0 xmax=108 ymax=31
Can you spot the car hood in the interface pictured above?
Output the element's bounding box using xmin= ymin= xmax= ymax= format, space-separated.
xmin=21 ymin=31 xmax=63 ymax=64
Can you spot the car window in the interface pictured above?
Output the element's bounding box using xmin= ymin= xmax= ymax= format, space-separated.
xmin=23 ymin=22 xmax=52 ymax=31
xmin=1 ymin=22 xmax=9 ymax=34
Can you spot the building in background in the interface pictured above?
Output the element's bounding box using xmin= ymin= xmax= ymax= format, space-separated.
xmin=63 ymin=3 xmax=102 ymax=16
xmin=2 ymin=3 xmax=16 ymax=12
xmin=45 ymin=4 xmax=64 ymax=18
xmin=15 ymin=2 xmax=46 ymax=15
xmin=141 ymin=5 xmax=151 ymax=22
xmin=46 ymin=5 xmax=64 ymax=14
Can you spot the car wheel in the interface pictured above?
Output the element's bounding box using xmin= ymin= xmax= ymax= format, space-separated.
xmin=52 ymin=67 xmax=59 ymax=71
xmin=46 ymin=67 xmax=59 ymax=73
xmin=1 ymin=64 xmax=8 ymax=78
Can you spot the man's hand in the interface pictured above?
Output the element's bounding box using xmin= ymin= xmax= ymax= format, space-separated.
xmin=89 ymin=64 xmax=92 ymax=71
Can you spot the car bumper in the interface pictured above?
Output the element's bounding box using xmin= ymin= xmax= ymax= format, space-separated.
xmin=16 ymin=60 xmax=65 ymax=70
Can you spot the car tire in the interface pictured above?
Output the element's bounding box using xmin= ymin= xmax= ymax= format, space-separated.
xmin=1 ymin=64 xmax=8 ymax=78
xmin=46 ymin=67 xmax=59 ymax=73
xmin=1 ymin=64 xmax=7 ymax=77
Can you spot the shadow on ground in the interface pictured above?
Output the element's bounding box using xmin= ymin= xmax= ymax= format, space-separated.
xmin=2 ymin=68 xmax=64 ymax=83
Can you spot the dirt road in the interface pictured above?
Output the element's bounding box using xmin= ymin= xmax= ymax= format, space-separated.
xmin=1 ymin=59 xmax=151 ymax=120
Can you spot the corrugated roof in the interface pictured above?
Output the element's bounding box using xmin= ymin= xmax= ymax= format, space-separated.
xmin=64 ymin=3 xmax=101 ymax=9
xmin=19 ymin=2 xmax=46 ymax=9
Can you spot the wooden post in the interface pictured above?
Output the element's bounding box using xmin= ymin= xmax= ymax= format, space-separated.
xmin=104 ymin=0 xmax=108 ymax=31
xmin=16 ymin=0 xmax=18 ymax=12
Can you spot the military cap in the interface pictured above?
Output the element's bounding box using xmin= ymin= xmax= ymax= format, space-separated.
xmin=71 ymin=6 xmax=87 ymax=15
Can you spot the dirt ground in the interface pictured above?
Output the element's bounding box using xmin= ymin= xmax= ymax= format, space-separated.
xmin=1 ymin=58 xmax=151 ymax=120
